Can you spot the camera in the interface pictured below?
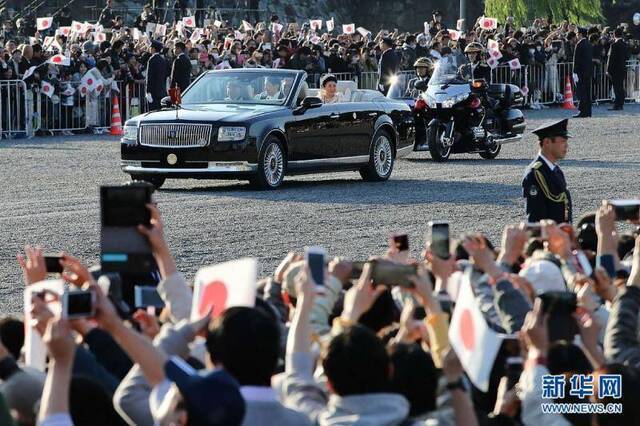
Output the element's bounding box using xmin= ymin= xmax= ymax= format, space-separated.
xmin=63 ymin=289 xmax=96 ymax=319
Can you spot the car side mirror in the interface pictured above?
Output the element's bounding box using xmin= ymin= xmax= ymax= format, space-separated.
xmin=294 ymin=96 xmax=323 ymax=114
xmin=414 ymin=80 xmax=428 ymax=92
xmin=160 ymin=96 xmax=173 ymax=108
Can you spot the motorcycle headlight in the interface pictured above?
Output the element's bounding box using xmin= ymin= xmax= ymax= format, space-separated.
xmin=217 ymin=126 xmax=246 ymax=142
xmin=122 ymin=124 xmax=138 ymax=144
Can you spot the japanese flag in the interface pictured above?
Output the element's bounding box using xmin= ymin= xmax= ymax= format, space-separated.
xmin=43 ymin=36 xmax=54 ymax=49
xmin=456 ymin=19 xmax=465 ymax=31
xmin=190 ymin=28 xmax=202 ymax=42
xmin=310 ymin=19 xmax=322 ymax=31
xmin=357 ymin=27 xmax=371 ymax=38
xmin=57 ymin=26 xmax=71 ymax=37
xmin=326 ymin=18 xmax=334 ymax=32
xmin=489 ymin=48 xmax=503 ymax=60
xmin=71 ymin=20 xmax=84 ymax=33
xmin=37 ymin=17 xmax=53 ymax=31
xmin=191 ymin=258 xmax=257 ymax=320
xmin=242 ymin=20 xmax=254 ymax=31
xmin=48 ymin=54 xmax=71 ymax=66
xmin=133 ymin=28 xmax=141 ymax=40
xmin=508 ymin=58 xmax=521 ymax=70
xmin=342 ymin=23 xmax=355 ymax=34
xmin=41 ymin=80 xmax=54 ymax=98
xmin=310 ymin=35 xmax=321 ymax=44
xmin=22 ymin=66 xmax=37 ymax=80
xmin=487 ymin=57 xmax=499 ymax=69
xmin=487 ymin=39 xmax=499 ymax=51
xmin=182 ymin=16 xmax=196 ymax=28
xmin=213 ymin=20 xmax=222 ymax=28
xmin=81 ymin=72 xmax=98 ymax=91
xmin=234 ymin=30 xmax=245 ymax=40
xmin=94 ymin=32 xmax=107 ymax=42
xmin=479 ymin=17 xmax=498 ymax=30
xmin=155 ymin=23 xmax=167 ymax=36
xmin=448 ymin=29 xmax=461 ymax=41
xmin=62 ymin=85 xmax=75 ymax=96
xmin=84 ymin=21 xmax=94 ymax=31
xmin=448 ymin=268 xmax=502 ymax=392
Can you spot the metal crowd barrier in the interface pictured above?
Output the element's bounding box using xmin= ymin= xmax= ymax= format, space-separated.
xmin=4 ymin=62 xmax=640 ymax=140
xmin=0 ymin=80 xmax=32 ymax=139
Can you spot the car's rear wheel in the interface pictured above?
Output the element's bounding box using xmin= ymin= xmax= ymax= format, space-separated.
xmin=130 ymin=174 xmax=166 ymax=189
xmin=360 ymin=129 xmax=394 ymax=181
xmin=251 ymin=137 xmax=285 ymax=189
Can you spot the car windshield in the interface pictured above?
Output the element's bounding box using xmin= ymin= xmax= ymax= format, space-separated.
xmin=181 ymin=71 xmax=296 ymax=105
xmin=428 ymin=58 xmax=464 ymax=86
xmin=386 ymin=73 xmax=412 ymax=99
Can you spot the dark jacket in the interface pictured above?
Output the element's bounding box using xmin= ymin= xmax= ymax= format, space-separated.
xmin=607 ymin=38 xmax=629 ymax=78
xmin=522 ymin=156 xmax=572 ymax=223
xmin=573 ymin=38 xmax=593 ymax=78
xmin=458 ymin=62 xmax=491 ymax=82
xmin=377 ymin=48 xmax=400 ymax=91
xmin=170 ymin=52 xmax=192 ymax=92
xmin=604 ymin=286 xmax=640 ymax=369
xmin=145 ymin=52 xmax=167 ymax=104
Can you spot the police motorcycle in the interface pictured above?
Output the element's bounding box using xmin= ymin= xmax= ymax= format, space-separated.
xmin=401 ymin=53 xmax=526 ymax=162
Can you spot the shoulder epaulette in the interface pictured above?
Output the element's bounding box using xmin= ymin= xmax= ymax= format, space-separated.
xmin=532 ymin=161 xmax=543 ymax=169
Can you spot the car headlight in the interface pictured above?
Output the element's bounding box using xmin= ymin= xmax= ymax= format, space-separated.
xmin=217 ymin=126 xmax=246 ymax=142
xmin=122 ymin=124 xmax=138 ymax=144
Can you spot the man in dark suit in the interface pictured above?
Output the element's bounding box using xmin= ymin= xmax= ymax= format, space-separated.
xmin=170 ymin=41 xmax=192 ymax=93
xmin=377 ymin=37 xmax=399 ymax=95
xmin=606 ymin=27 xmax=629 ymax=111
xmin=145 ymin=40 xmax=167 ymax=111
xmin=573 ymin=27 xmax=593 ymax=118
xmin=522 ymin=119 xmax=572 ymax=224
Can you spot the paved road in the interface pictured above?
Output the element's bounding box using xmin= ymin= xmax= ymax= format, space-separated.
xmin=1 ymin=105 xmax=639 ymax=313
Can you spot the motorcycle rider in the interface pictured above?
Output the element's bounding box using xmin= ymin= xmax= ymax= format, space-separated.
xmin=458 ymin=42 xmax=491 ymax=82
xmin=405 ymin=57 xmax=433 ymax=97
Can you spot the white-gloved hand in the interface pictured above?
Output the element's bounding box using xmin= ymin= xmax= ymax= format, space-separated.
xmin=145 ymin=93 xmax=153 ymax=103
xmin=572 ymin=73 xmax=579 ymax=83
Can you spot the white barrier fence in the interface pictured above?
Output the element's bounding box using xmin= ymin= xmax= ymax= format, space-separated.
xmin=2 ymin=62 xmax=639 ymax=139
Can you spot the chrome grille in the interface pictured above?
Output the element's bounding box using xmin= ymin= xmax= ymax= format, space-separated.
xmin=139 ymin=123 xmax=212 ymax=148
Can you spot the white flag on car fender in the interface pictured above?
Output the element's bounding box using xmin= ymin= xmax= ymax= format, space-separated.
xmin=448 ymin=268 xmax=502 ymax=392
xmin=37 ymin=17 xmax=53 ymax=31
xmin=191 ymin=258 xmax=257 ymax=320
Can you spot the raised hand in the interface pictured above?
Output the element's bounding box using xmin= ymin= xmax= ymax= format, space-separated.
xmin=17 ymin=245 xmax=47 ymax=285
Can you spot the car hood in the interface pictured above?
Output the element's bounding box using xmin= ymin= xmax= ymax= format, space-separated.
xmin=128 ymin=103 xmax=286 ymax=125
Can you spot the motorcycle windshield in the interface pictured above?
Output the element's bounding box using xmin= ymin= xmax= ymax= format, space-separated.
xmin=428 ymin=59 xmax=465 ymax=86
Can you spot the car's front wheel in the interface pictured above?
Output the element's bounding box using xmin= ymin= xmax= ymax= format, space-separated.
xmin=251 ymin=137 xmax=285 ymax=189
xmin=130 ymin=174 xmax=166 ymax=189
xmin=360 ymin=129 xmax=394 ymax=181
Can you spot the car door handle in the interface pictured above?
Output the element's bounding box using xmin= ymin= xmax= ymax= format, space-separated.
xmin=329 ymin=113 xmax=340 ymax=119
xmin=368 ymin=112 xmax=377 ymax=117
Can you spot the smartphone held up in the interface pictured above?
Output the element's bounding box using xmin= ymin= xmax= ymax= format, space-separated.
xmin=428 ymin=221 xmax=450 ymax=259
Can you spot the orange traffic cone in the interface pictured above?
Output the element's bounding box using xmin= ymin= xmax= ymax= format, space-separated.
xmin=562 ymin=75 xmax=576 ymax=109
xmin=110 ymin=95 xmax=123 ymax=136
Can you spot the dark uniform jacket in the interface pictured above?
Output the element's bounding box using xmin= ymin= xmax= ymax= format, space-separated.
xmin=522 ymin=156 xmax=572 ymax=223
xmin=146 ymin=53 xmax=167 ymax=109
xmin=607 ymin=38 xmax=629 ymax=78
xmin=573 ymin=38 xmax=593 ymax=79
xmin=377 ymin=48 xmax=400 ymax=94
xmin=170 ymin=52 xmax=192 ymax=92
xmin=458 ymin=62 xmax=491 ymax=82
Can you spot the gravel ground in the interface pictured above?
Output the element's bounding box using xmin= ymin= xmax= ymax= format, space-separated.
xmin=1 ymin=104 xmax=639 ymax=313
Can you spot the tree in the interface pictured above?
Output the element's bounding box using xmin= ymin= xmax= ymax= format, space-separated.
xmin=484 ymin=0 xmax=603 ymax=26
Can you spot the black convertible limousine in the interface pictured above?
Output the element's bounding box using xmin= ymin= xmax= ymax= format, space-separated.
xmin=121 ymin=69 xmax=415 ymax=189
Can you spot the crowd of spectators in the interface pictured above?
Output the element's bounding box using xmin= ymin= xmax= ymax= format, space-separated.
xmin=3 ymin=189 xmax=640 ymax=426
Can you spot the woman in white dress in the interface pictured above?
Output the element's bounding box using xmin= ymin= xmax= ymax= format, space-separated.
xmin=319 ymin=74 xmax=349 ymax=103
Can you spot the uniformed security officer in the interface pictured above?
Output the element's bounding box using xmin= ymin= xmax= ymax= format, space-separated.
xmin=405 ymin=57 xmax=433 ymax=98
xmin=458 ymin=42 xmax=491 ymax=82
xmin=522 ymin=118 xmax=573 ymax=223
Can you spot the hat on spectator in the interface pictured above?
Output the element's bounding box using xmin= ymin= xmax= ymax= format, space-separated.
xmin=150 ymin=356 xmax=245 ymax=426
xmin=151 ymin=40 xmax=164 ymax=52
xmin=519 ymin=259 xmax=566 ymax=295
xmin=577 ymin=26 xmax=588 ymax=36
xmin=82 ymin=41 xmax=95 ymax=53
xmin=381 ymin=37 xmax=394 ymax=47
